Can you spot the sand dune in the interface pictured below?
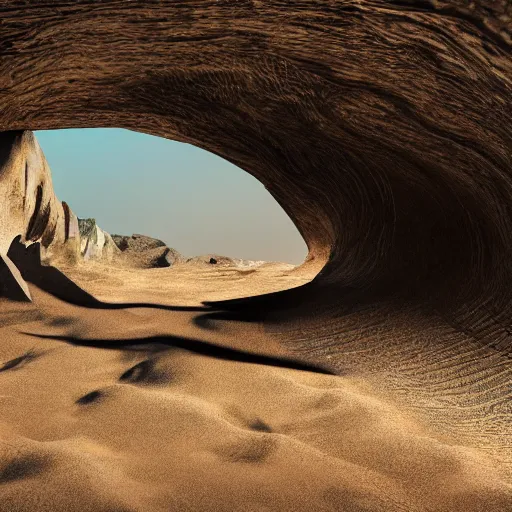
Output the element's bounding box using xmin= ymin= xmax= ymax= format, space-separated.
xmin=0 ymin=263 xmax=510 ymax=511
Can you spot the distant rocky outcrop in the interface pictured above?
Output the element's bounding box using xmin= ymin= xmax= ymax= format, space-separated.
xmin=111 ymin=233 xmax=183 ymax=268
xmin=185 ymin=254 xmax=235 ymax=267
xmin=184 ymin=254 xmax=268 ymax=269
xmin=78 ymin=218 xmax=119 ymax=262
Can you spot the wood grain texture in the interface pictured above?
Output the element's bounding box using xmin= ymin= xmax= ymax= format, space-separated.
xmin=0 ymin=0 xmax=510 ymax=498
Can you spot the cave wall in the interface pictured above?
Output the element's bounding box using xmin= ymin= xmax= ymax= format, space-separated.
xmin=0 ymin=1 xmax=510 ymax=330
xmin=0 ymin=1 xmax=509 ymax=308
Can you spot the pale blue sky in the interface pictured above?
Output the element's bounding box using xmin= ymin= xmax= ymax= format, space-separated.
xmin=35 ymin=129 xmax=307 ymax=264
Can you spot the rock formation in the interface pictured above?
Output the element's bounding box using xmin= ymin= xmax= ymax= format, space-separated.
xmin=78 ymin=218 xmax=119 ymax=262
xmin=186 ymin=254 xmax=235 ymax=267
xmin=0 ymin=131 xmax=80 ymax=267
xmin=0 ymin=131 xmax=120 ymax=298
xmin=0 ymin=1 xmax=508 ymax=310
xmin=111 ymin=233 xmax=183 ymax=268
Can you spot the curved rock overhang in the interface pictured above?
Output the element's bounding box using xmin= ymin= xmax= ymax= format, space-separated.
xmin=0 ymin=2 xmax=510 ymax=334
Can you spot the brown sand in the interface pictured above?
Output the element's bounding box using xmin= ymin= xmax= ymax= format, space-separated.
xmin=0 ymin=262 xmax=510 ymax=511
xmin=0 ymin=1 xmax=511 ymax=510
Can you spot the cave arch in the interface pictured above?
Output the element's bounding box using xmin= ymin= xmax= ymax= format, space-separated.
xmin=0 ymin=1 xmax=509 ymax=330
xmin=0 ymin=1 xmax=509 ymax=311
xmin=0 ymin=0 xmax=511 ymax=492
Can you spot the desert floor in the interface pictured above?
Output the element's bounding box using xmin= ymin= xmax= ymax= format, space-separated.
xmin=0 ymin=262 xmax=511 ymax=511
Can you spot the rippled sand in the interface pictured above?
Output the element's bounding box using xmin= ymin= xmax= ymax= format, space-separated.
xmin=0 ymin=262 xmax=510 ymax=511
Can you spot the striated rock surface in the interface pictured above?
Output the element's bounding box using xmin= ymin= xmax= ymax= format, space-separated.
xmin=78 ymin=218 xmax=119 ymax=262
xmin=0 ymin=131 xmax=119 ymax=287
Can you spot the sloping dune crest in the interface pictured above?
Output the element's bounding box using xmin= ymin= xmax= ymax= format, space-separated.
xmin=0 ymin=1 xmax=511 ymax=511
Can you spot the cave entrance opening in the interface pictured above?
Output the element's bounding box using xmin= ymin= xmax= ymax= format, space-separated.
xmin=3 ymin=128 xmax=313 ymax=304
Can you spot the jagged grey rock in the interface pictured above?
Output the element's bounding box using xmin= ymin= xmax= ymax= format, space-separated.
xmin=78 ymin=218 xmax=119 ymax=262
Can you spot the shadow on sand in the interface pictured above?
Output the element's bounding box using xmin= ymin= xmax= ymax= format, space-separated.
xmin=7 ymin=236 xmax=334 ymax=375
xmin=7 ymin=235 xmax=315 ymax=320
xmin=23 ymin=332 xmax=335 ymax=375
xmin=6 ymin=235 xmax=207 ymax=312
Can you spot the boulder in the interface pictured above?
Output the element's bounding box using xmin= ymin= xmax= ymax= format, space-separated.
xmin=185 ymin=254 xmax=235 ymax=267
xmin=111 ymin=234 xmax=183 ymax=268
xmin=112 ymin=233 xmax=167 ymax=253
